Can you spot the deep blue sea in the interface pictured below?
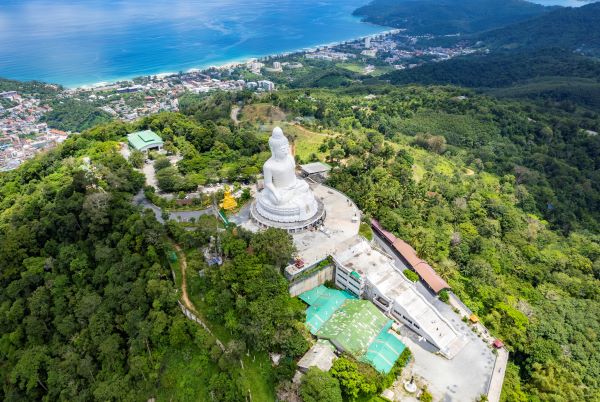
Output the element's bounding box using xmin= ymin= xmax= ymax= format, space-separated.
xmin=0 ymin=0 xmax=593 ymax=87
xmin=0 ymin=0 xmax=387 ymax=87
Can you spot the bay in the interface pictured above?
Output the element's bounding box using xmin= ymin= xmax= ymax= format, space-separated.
xmin=0 ymin=0 xmax=385 ymax=87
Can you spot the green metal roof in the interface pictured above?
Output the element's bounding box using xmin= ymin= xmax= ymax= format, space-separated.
xmin=350 ymin=271 xmax=361 ymax=280
xmin=127 ymin=130 xmax=163 ymax=150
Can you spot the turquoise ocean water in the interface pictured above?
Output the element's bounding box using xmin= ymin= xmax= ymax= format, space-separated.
xmin=0 ymin=0 xmax=387 ymax=87
xmin=0 ymin=0 xmax=591 ymax=87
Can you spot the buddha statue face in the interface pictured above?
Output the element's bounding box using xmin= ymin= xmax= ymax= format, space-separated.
xmin=269 ymin=127 xmax=290 ymax=161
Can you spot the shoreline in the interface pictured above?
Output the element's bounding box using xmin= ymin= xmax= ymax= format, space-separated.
xmin=72 ymin=28 xmax=399 ymax=90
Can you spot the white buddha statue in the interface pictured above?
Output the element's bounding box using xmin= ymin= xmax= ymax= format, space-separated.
xmin=256 ymin=127 xmax=318 ymax=223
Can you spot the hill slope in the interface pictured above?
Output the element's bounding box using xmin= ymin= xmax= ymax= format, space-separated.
xmin=382 ymin=2 xmax=600 ymax=108
xmin=272 ymin=86 xmax=600 ymax=401
xmin=479 ymin=1 xmax=600 ymax=55
xmin=353 ymin=0 xmax=550 ymax=35
xmin=385 ymin=49 xmax=600 ymax=88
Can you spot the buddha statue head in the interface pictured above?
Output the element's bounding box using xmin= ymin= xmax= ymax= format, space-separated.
xmin=268 ymin=127 xmax=290 ymax=161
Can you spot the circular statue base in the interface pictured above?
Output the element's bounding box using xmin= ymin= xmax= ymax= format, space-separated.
xmin=250 ymin=198 xmax=325 ymax=233
xmin=403 ymin=381 xmax=417 ymax=394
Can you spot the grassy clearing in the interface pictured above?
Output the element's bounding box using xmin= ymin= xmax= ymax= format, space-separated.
xmin=239 ymin=351 xmax=277 ymax=401
xmin=336 ymin=62 xmax=365 ymax=73
xmin=239 ymin=103 xmax=286 ymax=124
xmin=336 ymin=62 xmax=395 ymax=77
xmin=359 ymin=222 xmax=373 ymax=240
xmin=284 ymin=123 xmax=331 ymax=161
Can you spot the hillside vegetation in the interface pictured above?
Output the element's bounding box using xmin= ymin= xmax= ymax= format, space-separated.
xmin=353 ymin=0 xmax=550 ymax=35
xmin=0 ymin=115 xmax=311 ymax=400
xmin=478 ymin=2 xmax=600 ymax=54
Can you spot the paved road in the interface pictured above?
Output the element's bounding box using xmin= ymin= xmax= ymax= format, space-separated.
xmin=133 ymin=190 xmax=214 ymax=224
xmin=487 ymin=348 xmax=508 ymax=402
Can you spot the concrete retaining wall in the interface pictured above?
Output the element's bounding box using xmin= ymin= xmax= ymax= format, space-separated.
xmin=289 ymin=265 xmax=335 ymax=297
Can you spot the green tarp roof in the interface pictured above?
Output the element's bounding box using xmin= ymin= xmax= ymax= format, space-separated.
xmin=299 ymin=285 xmax=406 ymax=374
xmin=127 ymin=130 xmax=163 ymax=150
xmin=362 ymin=326 xmax=406 ymax=373
xmin=317 ymin=299 xmax=389 ymax=358
xmin=299 ymin=285 xmax=355 ymax=334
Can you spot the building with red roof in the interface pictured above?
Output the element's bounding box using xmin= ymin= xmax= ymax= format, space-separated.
xmin=371 ymin=219 xmax=450 ymax=294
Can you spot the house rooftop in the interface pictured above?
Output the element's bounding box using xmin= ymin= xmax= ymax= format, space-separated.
xmin=333 ymin=236 xmax=462 ymax=355
xmin=300 ymin=162 xmax=331 ymax=176
xmin=297 ymin=340 xmax=337 ymax=373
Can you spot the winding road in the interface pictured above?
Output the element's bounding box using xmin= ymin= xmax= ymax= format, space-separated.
xmin=133 ymin=190 xmax=214 ymax=224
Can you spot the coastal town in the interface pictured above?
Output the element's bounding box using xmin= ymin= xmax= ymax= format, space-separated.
xmin=0 ymin=30 xmax=476 ymax=171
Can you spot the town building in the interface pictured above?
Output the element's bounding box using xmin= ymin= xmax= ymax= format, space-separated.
xmin=297 ymin=340 xmax=337 ymax=373
xmin=299 ymin=161 xmax=331 ymax=180
xmin=371 ymin=219 xmax=450 ymax=294
xmin=258 ymin=80 xmax=275 ymax=91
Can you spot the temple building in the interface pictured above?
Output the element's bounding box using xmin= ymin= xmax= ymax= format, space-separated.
xmin=127 ymin=130 xmax=163 ymax=152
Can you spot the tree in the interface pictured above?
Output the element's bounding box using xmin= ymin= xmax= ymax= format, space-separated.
xmin=438 ymin=289 xmax=449 ymax=303
xmin=420 ymin=386 xmax=433 ymax=402
xmin=300 ymin=367 xmax=343 ymax=402
xmin=403 ymin=269 xmax=419 ymax=282
xmin=129 ymin=150 xmax=144 ymax=168
xmin=330 ymin=357 xmax=379 ymax=399
xmin=153 ymin=157 xmax=171 ymax=171
xmin=249 ymin=228 xmax=296 ymax=268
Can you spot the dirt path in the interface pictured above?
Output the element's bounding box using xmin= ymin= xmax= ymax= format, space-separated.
xmin=173 ymin=243 xmax=225 ymax=350
xmin=174 ymin=244 xmax=193 ymax=310
xmin=230 ymin=106 xmax=241 ymax=125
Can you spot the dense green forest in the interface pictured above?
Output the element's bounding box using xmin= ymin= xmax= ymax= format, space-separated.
xmin=384 ymin=49 xmax=600 ymax=89
xmin=272 ymin=86 xmax=600 ymax=232
xmin=353 ymin=0 xmax=550 ymax=35
xmin=41 ymin=99 xmax=113 ymax=132
xmin=0 ymin=118 xmax=314 ymax=400
xmin=0 ymin=78 xmax=61 ymax=99
xmin=0 ymin=136 xmax=190 ymax=400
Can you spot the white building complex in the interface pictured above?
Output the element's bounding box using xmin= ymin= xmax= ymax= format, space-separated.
xmin=332 ymin=236 xmax=466 ymax=358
